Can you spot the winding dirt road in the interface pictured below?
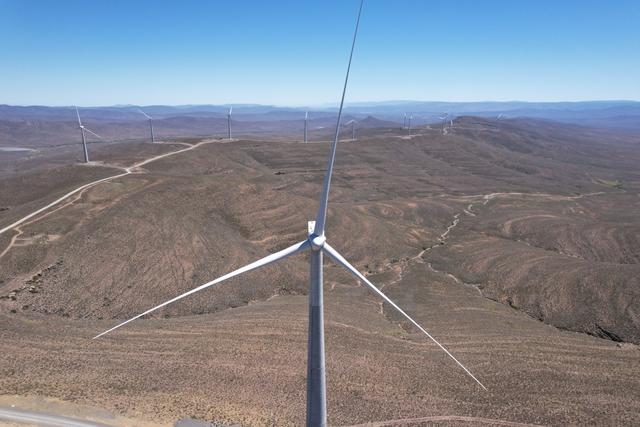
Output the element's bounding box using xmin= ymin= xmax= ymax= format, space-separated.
xmin=0 ymin=140 xmax=218 ymax=258
xmin=374 ymin=189 xmax=609 ymax=315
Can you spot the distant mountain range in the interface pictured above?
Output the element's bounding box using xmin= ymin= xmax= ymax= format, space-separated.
xmin=336 ymin=100 xmax=639 ymax=129
xmin=2 ymin=100 xmax=639 ymax=124
xmin=0 ymin=101 xmax=638 ymax=147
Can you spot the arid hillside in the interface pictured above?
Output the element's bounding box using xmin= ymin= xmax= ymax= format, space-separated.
xmin=0 ymin=118 xmax=639 ymax=426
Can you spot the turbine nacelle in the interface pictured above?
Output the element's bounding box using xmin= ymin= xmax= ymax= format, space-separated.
xmin=309 ymin=234 xmax=326 ymax=251
xmin=307 ymin=221 xmax=326 ymax=251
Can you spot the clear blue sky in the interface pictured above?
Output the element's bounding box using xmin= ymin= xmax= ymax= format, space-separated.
xmin=1 ymin=0 xmax=638 ymax=106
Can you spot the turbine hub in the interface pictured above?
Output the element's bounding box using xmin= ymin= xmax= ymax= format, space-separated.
xmin=309 ymin=234 xmax=326 ymax=251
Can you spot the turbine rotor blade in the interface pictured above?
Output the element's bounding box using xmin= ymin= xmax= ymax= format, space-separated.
xmin=322 ymin=242 xmax=487 ymax=391
xmin=75 ymin=106 xmax=82 ymax=126
xmin=82 ymin=127 xmax=102 ymax=139
xmin=138 ymin=109 xmax=152 ymax=119
xmin=313 ymin=0 xmax=364 ymax=237
xmin=94 ymin=239 xmax=311 ymax=339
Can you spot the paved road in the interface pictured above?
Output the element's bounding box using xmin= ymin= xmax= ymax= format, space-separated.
xmin=0 ymin=406 xmax=112 ymax=427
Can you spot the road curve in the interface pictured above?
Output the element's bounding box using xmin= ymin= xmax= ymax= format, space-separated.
xmin=0 ymin=172 xmax=130 ymax=236
xmin=0 ymin=140 xmax=215 ymax=236
xmin=0 ymin=406 xmax=113 ymax=427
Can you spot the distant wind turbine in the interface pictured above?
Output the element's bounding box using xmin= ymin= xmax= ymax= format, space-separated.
xmin=408 ymin=113 xmax=412 ymax=136
xmin=75 ymin=106 xmax=101 ymax=163
xmin=440 ymin=113 xmax=448 ymax=134
xmin=304 ymin=111 xmax=309 ymax=143
xmin=138 ymin=109 xmax=155 ymax=143
xmin=227 ymin=107 xmax=233 ymax=140
xmin=94 ymin=1 xmax=486 ymax=425
xmin=403 ymin=112 xmax=407 ymax=129
xmin=344 ymin=119 xmax=356 ymax=141
xmin=351 ymin=119 xmax=356 ymax=141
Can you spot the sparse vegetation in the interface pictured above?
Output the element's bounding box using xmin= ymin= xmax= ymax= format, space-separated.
xmin=594 ymin=178 xmax=623 ymax=189
xmin=1 ymin=119 xmax=640 ymax=425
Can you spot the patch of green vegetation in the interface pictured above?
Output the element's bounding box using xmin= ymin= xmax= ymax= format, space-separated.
xmin=595 ymin=178 xmax=622 ymax=189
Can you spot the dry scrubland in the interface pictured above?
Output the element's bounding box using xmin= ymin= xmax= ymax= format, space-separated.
xmin=1 ymin=117 xmax=639 ymax=426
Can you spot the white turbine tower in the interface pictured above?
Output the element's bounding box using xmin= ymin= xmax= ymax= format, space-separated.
xmin=94 ymin=1 xmax=486 ymax=425
xmin=139 ymin=109 xmax=155 ymax=143
xmin=304 ymin=111 xmax=309 ymax=143
xmin=408 ymin=113 xmax=412 ymax=135
xmin=227 ymin=107 xmax=233 ymax=140
xmin=75 ymin=106 xmax=101 ymax=163
xmin=403 ymin=112 xmax=407 ymax=129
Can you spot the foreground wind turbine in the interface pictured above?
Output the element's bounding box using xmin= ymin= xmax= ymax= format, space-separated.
xmin=94 ymin=1 xmax=486 ymax=425
xmin=75 ymin=106 xmax=101 ymax=163
xmin=304 ymin=111 xmax=309 ymax=143
xmin=227 ymin=107 xmax=233 ymax=140
xmin=139 ymin=109 xmax=155 ymax=143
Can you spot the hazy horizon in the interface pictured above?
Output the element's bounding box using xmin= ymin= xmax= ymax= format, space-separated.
xmin=3 ymin=99 xmax=640 ymax=109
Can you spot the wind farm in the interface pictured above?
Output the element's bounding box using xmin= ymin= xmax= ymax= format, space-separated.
xmin=1 ymin=1 xmax=640 ymax=426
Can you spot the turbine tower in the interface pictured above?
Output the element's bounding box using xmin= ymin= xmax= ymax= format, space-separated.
xmin=408 ymin=114 xmax=412 ymax=136
xmin=227 ymin=107 xmax=233 ymax=140
xmin=403 ymin=112 xmax=407 ymax=129
xmin=351 ymin=119 xmax=356 ymax=141
xmin=95 ymin=1 xmax=486 ymax=425
xmin=139 ymin=109 xmax=155 ymax=143
xmin=304 ymin=111 xmax=309 ymax=143
xmin=75 ymin=106 xmax=101 ymax=163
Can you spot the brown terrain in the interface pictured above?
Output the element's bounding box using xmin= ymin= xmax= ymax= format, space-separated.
xmin=0 ymin=117 xmax=639 ymax=426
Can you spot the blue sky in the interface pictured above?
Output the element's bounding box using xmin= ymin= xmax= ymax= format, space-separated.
xmin=1 ymin=0 xmax=639 ymax=106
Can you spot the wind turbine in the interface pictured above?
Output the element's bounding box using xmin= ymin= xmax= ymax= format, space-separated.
xmin=94 ymin=1 xmax=486 ymax=425
xmin=304 ymin=111 xmax=309 ymax=143
xmin=75 ymin=106 xmax=101 ymax=163
xmin=351 ymin=119 xmax=356 ymax=141
xmin=408 ymin=113 xmax=413 ymax=136
xmin=139 ymin=109 xmax=155 ymax=143
xmin=403 ymin=112 xmax=407 ymax=129
xmin=227 ymin=107 xmax=233 ymax=140
xmin=440 ymin=113 xmax=448 ymax=135
xmin=344 ymin=119 xmax=356 ymax=141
